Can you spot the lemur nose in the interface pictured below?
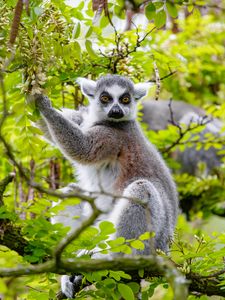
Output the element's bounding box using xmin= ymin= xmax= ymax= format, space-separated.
xmin=108 ymin=105 xmax=124 ymax=119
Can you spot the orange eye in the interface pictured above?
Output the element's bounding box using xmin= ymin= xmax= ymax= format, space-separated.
xmin=100 ymin=95 xmax=110 ymax=103
xmin=121 ymin=97 xmax=130 ymax=104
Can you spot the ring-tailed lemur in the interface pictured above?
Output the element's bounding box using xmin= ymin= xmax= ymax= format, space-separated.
xmin=34 ymin=75 xmax=178 ymax=298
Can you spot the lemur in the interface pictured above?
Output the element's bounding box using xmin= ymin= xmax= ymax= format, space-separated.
xmin=34 ymin=75 xmax=178 ymax=298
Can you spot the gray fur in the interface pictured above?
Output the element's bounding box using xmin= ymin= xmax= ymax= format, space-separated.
xmin=35 ymin=75 xmax=178 ymax=298
xmin=96 ymin=74 xmax=134 ymax=92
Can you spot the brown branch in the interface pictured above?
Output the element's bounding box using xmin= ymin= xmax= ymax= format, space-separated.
xmin=1 ymin=64 xmax=26 ymax=74
xmin=0 ymin=174 xmax=30 ymax=256
xmin=0 ymin=223 xmax=29 ymax=257
xmin=1 ymin=255 xmax=225 ymax=297
xmin=148 ymin=70 xmax=177 ymax=82
xmin=0 ymin=255 xmax=188 ymax=298
xmin=191 ymin=268 xmax=225 ymax=279
xmin=0 ymin=174 xmax=15 ymax=206
xmin=99 ymin=23 xmax=156 ymax=73
xmin=161 ymin=99 xmax=211 ymax=154
xmin=187 ymin=273 xmax=225 ymax=297
xmin=54 ymin=207 xmax=101 ymax=266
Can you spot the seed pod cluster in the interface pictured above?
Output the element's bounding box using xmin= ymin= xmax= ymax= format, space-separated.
xmin=19 ymin=29 xmax=46 ymax=94
xmin=117 ymin=57 xmax=144 ymax=80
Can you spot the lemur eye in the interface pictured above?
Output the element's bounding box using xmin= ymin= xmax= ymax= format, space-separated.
xmin=100 ymin=95 xmax=110 ymax=103
xmin=121 ymin=96 xmax=130 ymax=104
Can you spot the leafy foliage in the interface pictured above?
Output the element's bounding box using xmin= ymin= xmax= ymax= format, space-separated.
xmin=0 ymin=0 xmax=225 ymax=299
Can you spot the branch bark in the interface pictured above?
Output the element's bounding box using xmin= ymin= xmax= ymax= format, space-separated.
xmin=0 ymin=173 xmax=30 ymax=256
xmin=0 ymin=255 xmax=224 ymax=297
xmin=0 ymin=173 xmax=15 ymax=206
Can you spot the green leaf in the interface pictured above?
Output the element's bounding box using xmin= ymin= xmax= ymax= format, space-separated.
xmin=85 ymin=26 xmax=93 ymax=38
xmin=118 ymin=283 xmax=134 ymax=300
xmin=138 ymin=231 xmax=155 ymax=241
xmin=103 ymin=278 xmax=116 ymax=289
xmin=139 ymin=232 xmax=151 ymax=240
xmin=100 ymin=15 xmax=109 ymax=28
xmin=0 ymin=279 xmax=8 ymax=293
xmin=109 ymin=270 xmax=121 ymax=281
xmin=145 ymin=3 xmax=156 ymax=20
xmin=187 ymin=5 xmax=194 ymax=13
xmin=127 ymin=282 xmax=140 ymax=294
xmin=108 ymin=237 xmax=125 ymax=248
xmin=85 ymin=40 xmax=97 ymax=59
xmin=166 ymin=3 xmax=178 ymax=18
xmin=138 ymin=269 xmax=144 ymax=278
xmin=99 ymin=221 xmax=116 ymax=235
xmin=27 ymin=126 xmax=43 ymax=135
xmin=98 ymin=242 xmax=108 ymax=249
xmin=117 ymin=271 xmax=131 ymax=280
xmin=73 ymin=22 xmax=81 ymax=39
xmin=73 ymin=41 xmax=82 ymax=60
xmin=130 ymin=240 xmax=145 ymax=250
xmin=155 ymin=10 xmax=167 ymax=28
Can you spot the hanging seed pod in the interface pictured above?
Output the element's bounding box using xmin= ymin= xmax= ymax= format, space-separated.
xmin=9 ymin=0 xmax=23 ymax=45
xmin=153 ymin=60 xmax=160 ymax=101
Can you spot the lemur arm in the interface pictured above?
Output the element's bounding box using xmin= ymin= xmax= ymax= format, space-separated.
xmin=35 ymin=94 xmax=121 ymax=163
xmin=37 ymin=107 xmax=84 ymax=145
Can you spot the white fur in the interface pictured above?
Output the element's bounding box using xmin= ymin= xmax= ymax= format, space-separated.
xmin=103 ymin=86 xmax=126 ymax=100
xmin=107 ymin=198 xmax=129 ymax=231
xmin=102 ymin=86 xmax=136 ymax=121
xmin=75 ymin=160 xmax=120 ymax=215
xmin=51 ymin=184 xmax=89 ymax=230
xmin=76 ymin=77 xmax=96 ymax=99
xmin=61 ymin=275 xmax=74 ymax=298
xmin=133 ymin=82 xmax=153 ymax=99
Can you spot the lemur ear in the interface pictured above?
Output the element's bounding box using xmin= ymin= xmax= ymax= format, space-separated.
xmin=76 ymin=77 xmax=97 ymax=100
xmin=133 ymin=82 xmax=154 ymax=100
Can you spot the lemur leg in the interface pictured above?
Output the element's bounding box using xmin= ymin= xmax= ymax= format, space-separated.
xmin=58 ymin=181 xmax=168 ymax=297
xmin=109 ymin=179 xmax=168 ymax=254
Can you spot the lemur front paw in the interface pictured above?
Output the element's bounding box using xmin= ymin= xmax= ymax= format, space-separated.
xmin=34 ymin=94 xmax=52 ymax=111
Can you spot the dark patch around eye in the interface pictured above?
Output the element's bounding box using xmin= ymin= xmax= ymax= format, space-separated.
xmin=100 ymin=91 xmax=111 ymax=98
xmin=100 ymin=91 xmax=113 ymax=104
xmin=119 ymin=92 xmax=130 ymax=100
xmin=119 ymin=92 xmax=131 ymax=104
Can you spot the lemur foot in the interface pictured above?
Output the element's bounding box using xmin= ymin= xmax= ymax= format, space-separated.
xmin=61 ymin=275 xmax=82 ymax=299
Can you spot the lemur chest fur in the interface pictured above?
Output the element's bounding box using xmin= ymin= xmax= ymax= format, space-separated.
xmin=75 ymin=161 xmax=120 ymax=214
xmin=75 ymin=160 xmax=120 ymax=193
xmin=75 ymin=120 xmax=150 ymax=194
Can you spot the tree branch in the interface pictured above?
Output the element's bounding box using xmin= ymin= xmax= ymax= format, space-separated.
xmin=0 ymin=174 xmax=31 ymax=256
xmin=1 ymin=255 xmax=225 ymax=297
xmin=161 ymin=99 xmax=212 ymax=154
xmin=0 ymin=174 xmax=15 ymax=206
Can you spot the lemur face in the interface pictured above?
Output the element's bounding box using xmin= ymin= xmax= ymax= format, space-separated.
xmin=77 ymin=75 xmax=152 ymax=122
xmin=97 ymin=85 xmax=136 ymax=121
